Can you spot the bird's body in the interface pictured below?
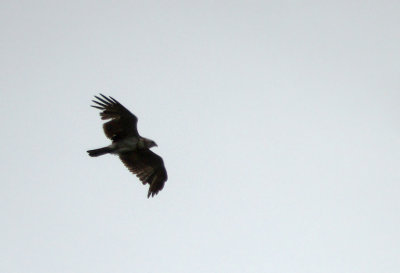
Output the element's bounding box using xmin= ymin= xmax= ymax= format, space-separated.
xmin=87 ymin=94 xmax=167 ymax=198
xmin=110 ymin=137 xmax=140 ymax=153
xmin=87 ymin=137 xmax=139 ymax=156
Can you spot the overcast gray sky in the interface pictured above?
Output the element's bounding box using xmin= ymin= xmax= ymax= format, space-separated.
xmin=1 ymin=0 xmax=399 ymax=272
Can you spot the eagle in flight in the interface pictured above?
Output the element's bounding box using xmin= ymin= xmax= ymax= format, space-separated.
xmin=87 ymin=94 xmax=167 ymax=198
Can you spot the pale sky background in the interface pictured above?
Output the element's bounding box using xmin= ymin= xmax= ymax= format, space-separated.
xmin=1 ymin=0 xmax=399 ymax=272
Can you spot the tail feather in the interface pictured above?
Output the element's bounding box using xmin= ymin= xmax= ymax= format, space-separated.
xmin=87 ymin=147 xmax=111 ymax=157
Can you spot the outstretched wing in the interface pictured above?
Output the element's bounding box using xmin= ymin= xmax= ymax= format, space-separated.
xmin=91 ymin=94 xmax=139 ymax=139
xmin=119 ymin=149 xmax=168 ymax=198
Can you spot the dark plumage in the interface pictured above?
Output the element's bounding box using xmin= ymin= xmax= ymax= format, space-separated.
xmin=87 ymin=94 xmax=168 ymax=198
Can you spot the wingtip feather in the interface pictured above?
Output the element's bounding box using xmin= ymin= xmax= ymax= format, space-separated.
xmin=100 ymin=94 xmax=116 ymax=104
xmin=147 ymin=191 xmax=156 ymax=198
xmin=91 ymin=105 xmax=104 ymax=110
xmin=94 ymin=95 xmax=110 ymax=105
xmin=92 ymin=100 xmax=107 ymax=107
xmin=109 ymin=96 xmax=120 ymax=104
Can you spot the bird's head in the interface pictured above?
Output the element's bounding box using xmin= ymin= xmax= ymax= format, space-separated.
xmin=142 ymin=137 xmax=158 ymax=149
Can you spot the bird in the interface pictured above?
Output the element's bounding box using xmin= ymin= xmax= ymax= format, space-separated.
xmin=87 ymin=94 xmax=167 ymax=198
